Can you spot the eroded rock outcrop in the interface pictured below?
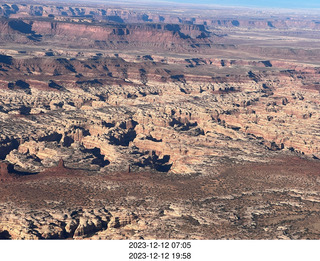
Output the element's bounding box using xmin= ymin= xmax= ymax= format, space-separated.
xmin=0 ymin=205 xmax=139 ymax=239
xmin=0 ymin=1 xmax=319 ymax=241
xmin=0 ymin=54 xmax=319 ymax=174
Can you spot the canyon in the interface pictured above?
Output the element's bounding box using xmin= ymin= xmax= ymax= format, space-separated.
xmin=0 ymin=1 xmax=319 ymax=240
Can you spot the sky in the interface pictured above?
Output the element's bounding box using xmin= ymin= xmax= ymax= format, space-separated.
xmin=153 ymin=0 xmax=320 ymax=9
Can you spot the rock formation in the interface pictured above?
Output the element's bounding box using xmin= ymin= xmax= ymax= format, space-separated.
xmin=0 ymin=0 xmax=319 ymax=240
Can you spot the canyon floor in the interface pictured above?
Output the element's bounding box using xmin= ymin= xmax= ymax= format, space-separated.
xmin=0 ymin=1 xmax=319 ymax=240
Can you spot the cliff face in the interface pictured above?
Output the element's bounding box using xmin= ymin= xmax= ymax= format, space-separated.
xmin=200 ymin=19 xmax=320 ymax=29
xmin=0 ymin=18 xmax=211 ymax=50
xmin=1 ymin=2 xmax=320 ymax=30
xmin=32 ymin=21 xmax=210 ymax=43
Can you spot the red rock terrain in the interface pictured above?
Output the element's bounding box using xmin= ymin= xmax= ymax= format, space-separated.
xmin=0 ymin=18 xmax=211 ymax=52
xmin=0 ymin=1 xmax=319 ymax=240
xmin=2 ymin=2 xmax=320 ymax=31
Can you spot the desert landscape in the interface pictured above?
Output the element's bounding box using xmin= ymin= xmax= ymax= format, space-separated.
xmin=0 ymin=0 xmax=319 ymax=240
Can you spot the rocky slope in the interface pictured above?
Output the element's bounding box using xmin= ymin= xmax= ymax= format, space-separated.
xmin=1 ymin=157 xmax=320 ymax=239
